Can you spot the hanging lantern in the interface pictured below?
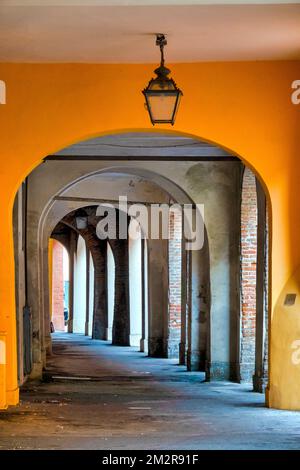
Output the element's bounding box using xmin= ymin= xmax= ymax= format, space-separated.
xmin=143 ymin=34 xmax=182 ymax=125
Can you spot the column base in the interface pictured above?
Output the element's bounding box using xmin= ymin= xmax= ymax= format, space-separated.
xmin=148 ymin=337 xmax=168 ymax=358
xmin=106 ymin=327 xmax=112 ymax=341
xmin=205 ymin=361 xmax=238 ymax=381
xmin=6 ymin=387 xmax=19 ymax=406
xmin=187 ymin=349 xmax=205 ymax=371
xmin=167 ymin=339 xmax=180 ymax=359
xmin=239 ymin=362 xmax=255 ymax=383
xmin=130 ymin=334 xmax=141 ymax=347
xmin=179 ymin=342 xmax=186 ymax=365
xmin=85 ymin=322 xmax=89 ymax=336
xmin=112 ymin=339 xmax=130 ymax=346
xmin=44 ymin=335 xmax=52 ymax=356
xmin=140 ymin=338 xmax=147 ymax=353
xmin=29 ymin=361 xmax=43 ymax=380
xmin=253 ymin=372 xmax=268 ymax=393
xmin=67 ymin=320 xmax=73 ymax=333
xmin=93 ymin=326 xmax=108 ymax=340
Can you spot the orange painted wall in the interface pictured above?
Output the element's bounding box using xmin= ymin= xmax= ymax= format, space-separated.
xmin=0 ymin=61 xmax=299 ymax=408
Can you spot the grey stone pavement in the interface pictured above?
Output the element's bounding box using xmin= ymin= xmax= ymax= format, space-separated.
xmin=0 ymin=333 xmax=300 ymax=450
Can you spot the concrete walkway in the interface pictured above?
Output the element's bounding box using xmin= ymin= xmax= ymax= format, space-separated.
xmin=0 ymin=333 xmax=300 ymax=450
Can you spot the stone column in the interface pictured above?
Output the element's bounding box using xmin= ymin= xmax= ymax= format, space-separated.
xmin=107 ymin=242 xmax=115 ymax=341
xmin=253 ymin=180 xmax=268 ymax=392
xmin=140 ymin=238 xmax=146 ymax=352
xmin=167 ymin=209 xmax=182 ymax=358
xmin=85 ymin=245 xmax=90 ymax=336
xmin=129 ymin=229 xmax=142 ymax=346
xmin=111 ymin=239 xmax=130 ymax=346
xmin=67 ymin=230 xmax=77 ymax=333
xmin=147 ymin=238 xmax=169 ymax=357
xmin=204 ymin=163 xmax=241 ymax=381
xmin=91 ymin=243 xmax=107 ymax=340
xmin=187 ymin=230 xmax=210 ymax=371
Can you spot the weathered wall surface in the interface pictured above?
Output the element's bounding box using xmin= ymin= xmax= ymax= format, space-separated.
xmin=21 ymin=158 xmax=243 ymax=380
xmin=240 ymin=168 xmax=257 ymax=382
xmin=51 ymin=240 xmax=65 ymax=332
xmin=168 ymin=209 xmax=182 ymax=358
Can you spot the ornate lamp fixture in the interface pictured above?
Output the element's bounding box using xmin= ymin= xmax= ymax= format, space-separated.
xmin=143 ymin=34 xmax=182 ymax=125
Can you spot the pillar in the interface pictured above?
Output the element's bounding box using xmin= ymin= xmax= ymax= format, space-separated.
xmin=187 ymin=230 xmax=210 ymax=371
xmin=0 ymin=333 xmax=7 ymax=409
xmin=0 ymin=189 xmax=19 ymax=406
xmin=205 ymin=163 xmax=241 ymax=381
xmin=85 ymin=245 xmax=90 ymax=336
xmin=73 ymin=235 xmax=87 ymax=333
xmin=253 ymin=180 xmax=268 ymax=392
xmin=67 ymin=230 xmax=76 ymax=333
xmin=140 ymin=239 xmax=147 ymax=352
xmin=92 ymin=243 xmax=108 ymax=340
xmin=240 ymin=168 xmax=258 ymax=382
xmin=111 ymin=239 xmax=130 ymax=346
xmin=88 ymin=253 xmax=94 ymax=337
xmin=13 ymin=186 xmax=26 ymax=384
xmin=168 ymin=209 xmax=182 ymax=358
xmin=147 ymin=238 xmax=169 ymax=357
xmin=107 ymin=242 xmax=115 ymax=341
xmin=129 ymin=223 xmax=142 ymax=347
xmin=179 ymin=228 xmax=188 ymax=365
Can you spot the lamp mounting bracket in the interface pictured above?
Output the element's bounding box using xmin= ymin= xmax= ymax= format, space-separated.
xmin=156 ymin=34 xmax=167 ymax=47
xmin=155 ymin=34 xmax=168 ymax=71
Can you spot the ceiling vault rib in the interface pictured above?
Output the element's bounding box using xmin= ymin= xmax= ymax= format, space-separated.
xmin=44 ymin=155 xmax=240 ymax=162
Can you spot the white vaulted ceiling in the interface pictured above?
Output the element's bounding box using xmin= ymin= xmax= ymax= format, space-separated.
xmin=0 ymin=2 xmax=300 ymax=62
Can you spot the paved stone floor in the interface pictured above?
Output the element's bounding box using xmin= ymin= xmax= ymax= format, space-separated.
xmin=0 ymin=333 xmax=300 ymax=450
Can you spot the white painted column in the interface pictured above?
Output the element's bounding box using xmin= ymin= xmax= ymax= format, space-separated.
xmin=73 ymin=235 xmax=86 ymax=334
xmin=107 ymin=243 xmax=115 ymax=341
xmin=88 ymin=253 xmax=94 ymax=337
xmin=129 ymin=220 xmax=142 ymax=347
xmin=63 ymin=246 xmax=69 ymax=333
xmin=141 ymin=239 xmax=149 ymax=353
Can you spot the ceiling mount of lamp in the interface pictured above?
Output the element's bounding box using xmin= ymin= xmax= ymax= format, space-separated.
xmin=142 ymin=34 xmax=183 ymax=125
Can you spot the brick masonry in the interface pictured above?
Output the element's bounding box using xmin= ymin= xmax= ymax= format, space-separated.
xmin=240 ymin=168 xmax=257 ymax=382
xmin=52 ymin=240 xmax=65 ymax=332
xmin=168 ymin=209 xmax=182 ymax=358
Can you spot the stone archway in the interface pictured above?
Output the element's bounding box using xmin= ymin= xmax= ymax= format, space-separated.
xmin=12 ymin=131 xmax=271 ymax=404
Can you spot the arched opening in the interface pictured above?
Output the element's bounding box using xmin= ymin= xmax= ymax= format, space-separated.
xmin=49 ymin=239 xmax=69 ymax=333
xmin=11 ymin=130 xmax=272 ymax=444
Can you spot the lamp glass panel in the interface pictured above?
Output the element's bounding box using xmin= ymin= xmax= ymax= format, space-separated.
xmin=147 ymin=93 xmax=178 ymax=122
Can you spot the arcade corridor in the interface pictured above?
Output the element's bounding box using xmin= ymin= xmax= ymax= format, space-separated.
xmin=0 ymin=333 xmax=299 ymax=450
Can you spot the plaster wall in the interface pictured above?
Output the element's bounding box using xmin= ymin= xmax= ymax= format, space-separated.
xmin=129 ymin=221 xmax=142 ymax=347
xmin=2 ymin=60 xmax=299 ymax=408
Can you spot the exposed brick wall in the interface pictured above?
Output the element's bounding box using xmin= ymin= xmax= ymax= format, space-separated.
xmin=240 ymin=168 xmax=257 ymax=381
xmin=263 ymin=207 xmax=269 ymax=383
xmin=168 ymin=208 xmax=182 ymax=357
xmin=52 ymin=239 xmax=65 ymax=331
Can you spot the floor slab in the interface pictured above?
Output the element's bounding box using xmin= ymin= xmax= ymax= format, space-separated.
xmin=0 ymin=333 xmax=300 ymax=450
